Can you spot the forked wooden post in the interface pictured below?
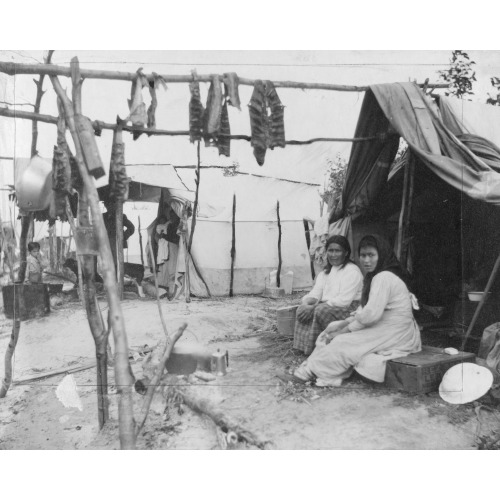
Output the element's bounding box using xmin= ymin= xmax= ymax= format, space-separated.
xmin=50 ymin=59 xmax=136 ymax=449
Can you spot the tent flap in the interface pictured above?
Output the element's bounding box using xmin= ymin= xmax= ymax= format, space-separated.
xmin=335 ymin=82 xmax=500 ymax=224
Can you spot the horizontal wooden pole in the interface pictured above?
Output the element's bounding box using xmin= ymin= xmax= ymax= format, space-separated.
xmin=0 ymin=106 xmax=393 ymax=145
xmin=0 ymin=61 xmax=449 ymax=92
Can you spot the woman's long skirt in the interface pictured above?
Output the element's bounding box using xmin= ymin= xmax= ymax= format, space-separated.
xmin=293 ymin=301 xmax=360 ymax=355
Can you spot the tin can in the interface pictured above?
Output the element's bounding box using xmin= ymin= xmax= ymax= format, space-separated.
xmin=211 ymin=349 xmax=228 ymax=376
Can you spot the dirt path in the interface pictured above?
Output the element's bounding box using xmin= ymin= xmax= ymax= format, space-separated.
xmin=0 ymin=295 xmax=493 ymax=449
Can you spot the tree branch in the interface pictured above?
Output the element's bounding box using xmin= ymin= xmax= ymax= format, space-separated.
xmin=0 ymin=107 xmax=394 ymax=145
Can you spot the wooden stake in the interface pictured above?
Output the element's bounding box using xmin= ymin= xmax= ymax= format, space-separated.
xmin=138 ymin=216 xmax=144 ymax=267
xmin=396 ymin=154 xmax=410 ymax=261
xmin=135 ymin=323 xmax=187 ymax=436
xmin=276 ymin=200 xmax=282 ymax=288
xmin=50 ymin=61 xmax=136 ymax=449
xmin=229 ymin=194 xmax=236 ymax=297
xmin=188 ymin=141 xmax=201 ymax=253
xmin=402 ymin=154 xmax=415 ymax=267
xmin=115 ymin=199 xmax=124 ymax=300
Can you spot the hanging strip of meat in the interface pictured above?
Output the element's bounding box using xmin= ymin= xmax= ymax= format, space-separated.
xmin=51 ymin=145 xmax=70 ymax=218
xmin=109 ymin=124 xmax=128 ymax=202
xmin=147 ymin=81 xmax=157 ymax=134
xmin=203 ymin=75 xmax=223 ymax=147
xmin=128 ymin=71 xmax=148 ymax=140
xmin=265 ymin=81 xmax=286 ymax=149
xmin=189 ymin=79 xmax=205 ymax=143
xmin=223 ymin=72 xmax=241 ymax=110
xmin=217 ymin=100 xmax=231 ymax=157
xmin=147 ymin=72 xmax=167 ymax=137
xmin=248 ymin=80 xmax=268 ymax=166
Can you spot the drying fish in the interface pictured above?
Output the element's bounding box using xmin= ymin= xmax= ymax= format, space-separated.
xmin=203 ymin=75 xmax=223 ymax=146
xmin=217 ymin=100 xmax=231 ymax=157
xmin=265 ymin=81 xmax=286 ymax=149
xmin=189 ymin=78 xmax=205 ymax=143
xmin=147 ymin=72 xmax=168 ymax=135
xmin=248 ymin=80 xmax=268 ymax=166
xmin=109 ymin=121 xmax=128 ymax=202
xmin=223 ymin=72 xmax=241 ymax=110
xmin=127 ymin=69 xmax=148 ymax=140
xmin=248 ymin=80 xmax=286 ymax=165
xmin=50 ymin=102 xmax=72 ymax=218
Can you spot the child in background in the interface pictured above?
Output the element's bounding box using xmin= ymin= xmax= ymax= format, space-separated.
xmin=25 ymin=242 xmax=44 ymax=284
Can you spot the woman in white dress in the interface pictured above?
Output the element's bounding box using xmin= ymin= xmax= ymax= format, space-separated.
xmin=294 ymin=234 xmax=421 ymax=387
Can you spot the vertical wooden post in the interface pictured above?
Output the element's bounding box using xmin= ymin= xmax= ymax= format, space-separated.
xmin=276 ymin=200 xmax=282 ymax=288
xmin=229 ymin=194 xmax=236 ymax=297
xmin=51 ymin=60 xmax=135 ymax=448
xmin=115 ymin=199 xmax=124 ymax=300
xmin=138 ymin=216 xmax=144 ymax=267
xmin=188 ymin=140 xmax=201 ymax=253
xmin=396 ymin=154 xmax=410 ymax=261
xmin=184 ymin=211 xmax=191 ymax=304
xmin=401 ymin=153 xmax=415 ymax=268
xmin=48 ymin=223 xmax=56 ymax=272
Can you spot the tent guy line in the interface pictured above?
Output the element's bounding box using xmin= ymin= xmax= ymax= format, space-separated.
xmin=0 ymin=61 xmax=448 ymax=92
xmin=0 ymin=107 xmax=396 ymax=145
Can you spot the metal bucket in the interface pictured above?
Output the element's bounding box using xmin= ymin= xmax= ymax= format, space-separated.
xmin=276 ymin=305 xmax=298 ymax=338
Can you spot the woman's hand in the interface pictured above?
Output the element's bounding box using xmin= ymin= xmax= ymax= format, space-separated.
xmin=297 ymin=304 xmax=316 ymax=322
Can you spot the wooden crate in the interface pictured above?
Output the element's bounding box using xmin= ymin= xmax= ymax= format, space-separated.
xmin=385 ymin=346 xmax=475 ymax=394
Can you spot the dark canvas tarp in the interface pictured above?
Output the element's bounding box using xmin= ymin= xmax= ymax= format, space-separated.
xmin=333 ymin=82 xmax=500 ymax=223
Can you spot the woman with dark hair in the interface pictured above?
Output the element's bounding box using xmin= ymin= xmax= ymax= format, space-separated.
xmin=294 ymin=234 xmax=421 ymax=387
xmin=293 ymin=235 xmax=363 ymax=355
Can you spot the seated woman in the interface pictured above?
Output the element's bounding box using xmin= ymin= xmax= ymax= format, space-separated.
xmin=293 ymin=235 xmax=363 ymax=355
xmin=294 ymin=234 xmax=421 ymax=387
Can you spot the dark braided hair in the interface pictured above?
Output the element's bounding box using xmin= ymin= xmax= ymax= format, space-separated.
xmin=324 ymin=235 xmax=352 ymax=274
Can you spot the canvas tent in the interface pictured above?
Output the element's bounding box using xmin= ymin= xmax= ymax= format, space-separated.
xmin=175 ymin=168 xmax=320 ymax=295
xmin=99 ymin=164 xmax=321 ymax=297
xmin=330 ymin=82 xmax=500 ymax=313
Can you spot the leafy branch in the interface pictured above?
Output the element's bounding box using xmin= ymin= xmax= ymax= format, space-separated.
xmin=438 ymin=50 xmax=476 ymax=99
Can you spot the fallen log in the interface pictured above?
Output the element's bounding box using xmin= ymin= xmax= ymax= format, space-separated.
xmin=167 ymin=382 xmax=276 ymax=450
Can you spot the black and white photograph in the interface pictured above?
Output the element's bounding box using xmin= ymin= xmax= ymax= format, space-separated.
xmin=0 ymin=21 xmax=499 ymax=487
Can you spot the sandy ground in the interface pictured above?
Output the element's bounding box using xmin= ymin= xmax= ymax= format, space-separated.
xmin=0 ymin=292 xmax=497 ymax=450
